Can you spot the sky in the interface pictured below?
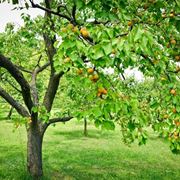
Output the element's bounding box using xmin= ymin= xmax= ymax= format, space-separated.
xmin=0 ymin=2 xmax=43 ymax=32
xmin=0 ymin=2 xmax=144 ymax=80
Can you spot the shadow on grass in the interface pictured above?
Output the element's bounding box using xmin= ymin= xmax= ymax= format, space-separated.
xmin=53 ymin=129 xmax=115 ymax=140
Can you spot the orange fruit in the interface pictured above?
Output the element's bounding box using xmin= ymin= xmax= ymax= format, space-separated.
xmin=170 ymin=89 xmax=176 ymax=95
xmin=170 ymin=39 xmax=176 ymax=45
xmin=128 ymin=21 xmax=133 ymax=26
xmin=87 ymin=68 xmax=94 ymax=74
xmin=90 ymin=74 xmax=99 ymax=82
xmin=80 ymin=27 xmax=89 ymax=38
xmin=102 ymin=89 xmax=107 ymax=95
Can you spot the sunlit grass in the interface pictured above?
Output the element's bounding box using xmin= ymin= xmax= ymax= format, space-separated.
xmin=0 ymin=119 xmax=180 ymax=180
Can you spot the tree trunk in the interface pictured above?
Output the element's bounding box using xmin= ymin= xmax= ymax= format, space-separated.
xmin=7 ymin=106 xmax=13 ymax=119
xmin=27 ymin=123 xmax=43 ymax=179
xmin=84 ymin=118 xmax=88 ymax=136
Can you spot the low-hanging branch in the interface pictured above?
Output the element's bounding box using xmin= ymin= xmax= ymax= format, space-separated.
xmin=0 ymin=86 xmax=29 ymax=117
xmin=41 ymin=116 xmax=73 ymax=134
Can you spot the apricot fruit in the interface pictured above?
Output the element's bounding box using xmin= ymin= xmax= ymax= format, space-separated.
xmin=170 ymin=89 xmax=176 ymax=95
xmin=80 ymin=27 xmax=89 ymax=38
xmin=87 ymin=68 xmax=94 ymax=74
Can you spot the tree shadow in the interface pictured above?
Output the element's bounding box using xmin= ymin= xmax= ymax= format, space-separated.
xmin=53 ymin=129 xmax=115 ymax=140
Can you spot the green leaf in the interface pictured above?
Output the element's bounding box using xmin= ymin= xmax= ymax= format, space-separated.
xmin=31 ymin=106 xmax=38 ymax=113
xmin=102 ymin=42 xmax=112 ymax=55
xmin=102 ymin=120 xmax=115 ymax=130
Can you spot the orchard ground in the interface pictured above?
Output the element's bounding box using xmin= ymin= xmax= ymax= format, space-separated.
xmin=0 ymin=115 xmax=180 ymax=179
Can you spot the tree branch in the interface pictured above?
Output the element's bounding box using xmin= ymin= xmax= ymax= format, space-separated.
xmin=48 ymin=116 xmax=73 ymax=124
xmin=0 ymin=86 xmax=29 ymax=117
xmin=72 ymin=1 xmax=77 ymax=25
xmin=29 ymin=0 xmax=72 ymax=22
xmin=31 ymin=61 xmax=50 ymax=105
xmin=41 ymin=116 xmax=73 ymax=135
xmin=15 ymin=65 xmax=32 ymax=74
xmin=43 ymin=71 xmax=64 ymax=112
xmin=1 ymin=77 xmax=22 ymax=93
xmin=0 ymin=54 xmax=34 ymax=112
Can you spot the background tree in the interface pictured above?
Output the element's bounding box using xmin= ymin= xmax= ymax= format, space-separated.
xmin=0 ymin=0 xmax=180 ymax=178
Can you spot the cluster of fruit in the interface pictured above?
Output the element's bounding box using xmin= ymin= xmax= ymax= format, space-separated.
xmin=77 ymin=67 xmax=99 ymax=82
xmin=76 ymin=67 xmax=108 ymax=97
xmin=61 ymin=23 xmax=90 ymax=39
xmin=97 ymin=87 xmax=107 ymax=97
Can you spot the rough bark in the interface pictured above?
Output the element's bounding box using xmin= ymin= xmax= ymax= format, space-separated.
xmin=27 ymin=122 xmax=43 ymax=179
xmin=43 ymin=72 xmax=64 ymax=112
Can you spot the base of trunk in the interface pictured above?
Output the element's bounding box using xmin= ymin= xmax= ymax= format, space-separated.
xmin=27 ymin=125 xmax=43 ymax=179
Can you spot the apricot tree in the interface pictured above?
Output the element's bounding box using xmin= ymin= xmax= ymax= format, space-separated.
xmin=0 ymin=0 xmax=180 ymax=178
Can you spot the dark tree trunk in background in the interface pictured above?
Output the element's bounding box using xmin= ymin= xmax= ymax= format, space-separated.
xmin=27 ymin=122 xmax=43 ymax=179
xmin=7 ymin=106 xmax=13 ymax=119
xmin=84 ymin=118 xmax=88 ymax=136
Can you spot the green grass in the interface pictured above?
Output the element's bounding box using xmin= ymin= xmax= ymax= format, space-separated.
xmin=0 ymin=119 xmax=180 ymax=180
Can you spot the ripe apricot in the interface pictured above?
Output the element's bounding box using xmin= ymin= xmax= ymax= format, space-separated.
xmin=170 ymin=89 xmax=176 ymax=95
xmin=102 ymin=89 xmax=107 ymax=95
xmin=87 ymin=68 xmax=94 ymax=74
xmin=128 ymin=21 xmax=133 ymax=26
xmin=170 ymin=39 xmax=176 ymax=45
xmin=90 ymin=74 xmax=99 ymax=82
xmin=98 ymin=88 xmax=107 ymax=95
xmin=80 ymin=27 xmax=89 ymax=38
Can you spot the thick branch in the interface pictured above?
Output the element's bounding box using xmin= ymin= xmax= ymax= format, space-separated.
xmin=72 ymin=1 xmax=77 ymax=25
xmin=43 ymin=72 xmax=64 ymax=112
xmin=48 ymin=116 xmax=73 ymax=124
xmin=41 ymin=116 xmax=73 ymax=135
xmin=0 ymin=54 xmax=34 ymax=112
xmin=31 ymin=61 xmax=50 ymax=105
xmin=0 ymin=86 xmax=29 ymax=117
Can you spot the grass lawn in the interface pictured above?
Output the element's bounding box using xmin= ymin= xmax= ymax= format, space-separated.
xmin=0 ymin=119 xmax=180 ymax=180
